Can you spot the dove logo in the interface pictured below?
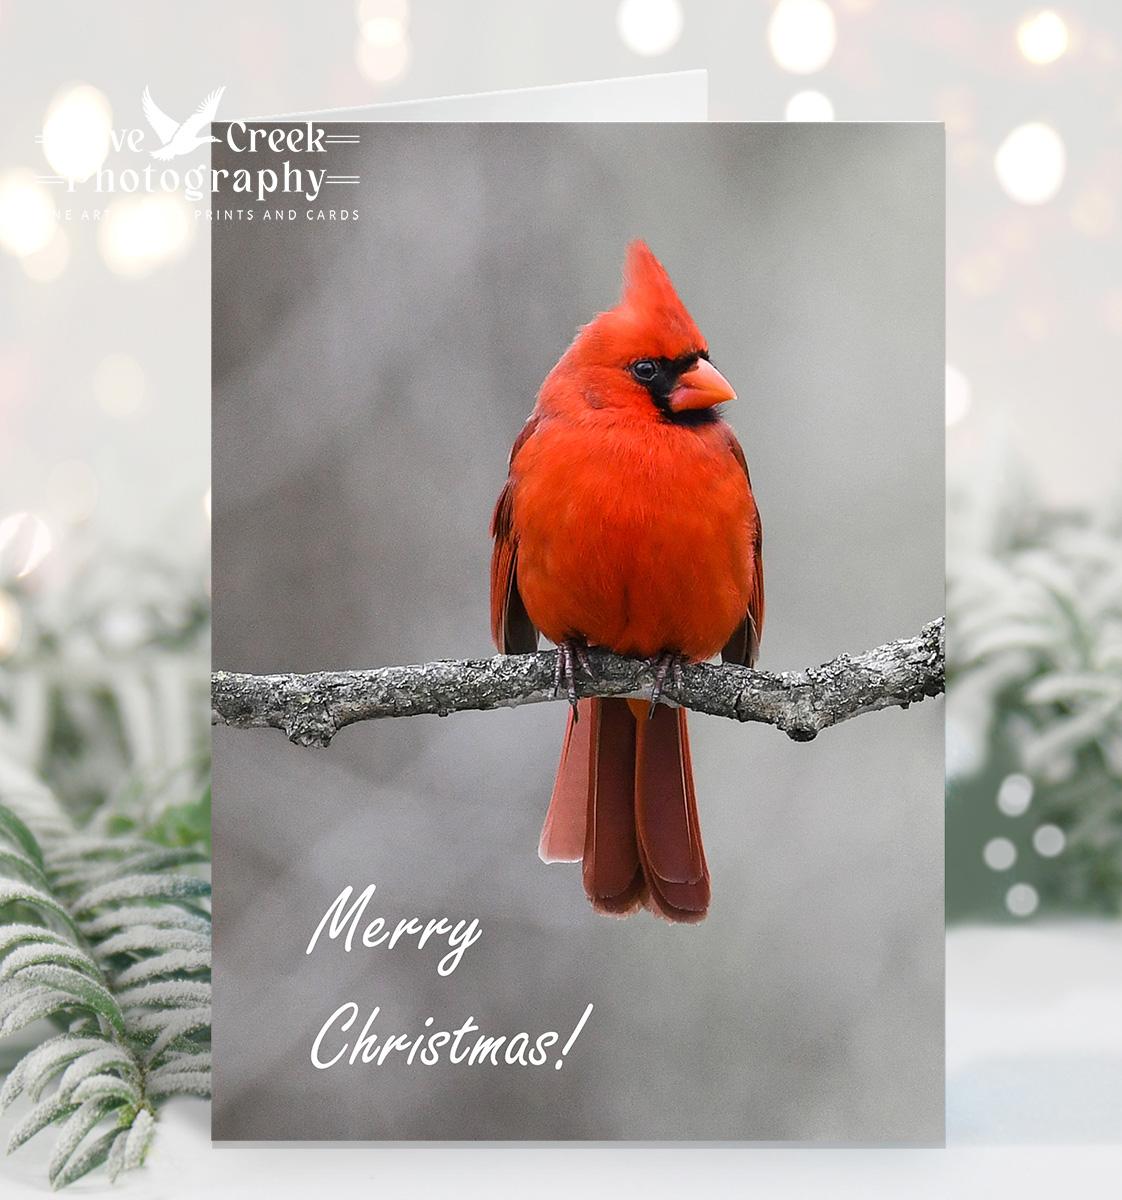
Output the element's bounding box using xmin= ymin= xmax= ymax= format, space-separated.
xmin=142 ymin=86 xmax=226 ymax=161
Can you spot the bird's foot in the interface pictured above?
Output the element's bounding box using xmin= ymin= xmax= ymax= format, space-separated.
xmin=646 ymin=651 xmax=689 ymax=719
xmin=553 ymin=639 xmax=597 ymax=717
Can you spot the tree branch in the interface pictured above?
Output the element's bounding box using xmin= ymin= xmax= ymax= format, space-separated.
xmin=212 ymin=618 xmax=944 ymax=749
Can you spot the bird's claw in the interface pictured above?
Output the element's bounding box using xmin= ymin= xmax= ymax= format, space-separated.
xmin=646 ymin=651 xmax=688 ymax=719
xmin=553 ymin=639 xmax=597 ymax=719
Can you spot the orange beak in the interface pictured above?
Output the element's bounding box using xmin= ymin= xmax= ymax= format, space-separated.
xmin=668 ymin=358 xmax=737 ymax=412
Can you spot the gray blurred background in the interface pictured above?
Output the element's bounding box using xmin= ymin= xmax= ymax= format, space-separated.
xmin=212 ymin=122 xmax=944 ymax=1143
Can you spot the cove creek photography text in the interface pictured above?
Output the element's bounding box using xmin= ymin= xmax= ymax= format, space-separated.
xmin=82 ymin=122 xmax=337 ymax=203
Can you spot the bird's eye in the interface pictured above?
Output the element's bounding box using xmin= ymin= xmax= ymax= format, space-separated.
xmin=631 ymin=359 xmax=658 ymax=383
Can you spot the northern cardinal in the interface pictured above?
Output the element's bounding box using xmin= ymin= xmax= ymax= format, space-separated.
xmin=490 ymin=241 xmax=764 ymax=922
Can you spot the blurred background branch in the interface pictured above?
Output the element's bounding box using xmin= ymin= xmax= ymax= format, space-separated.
xmin=0 ymin=536 xmax=211 ymax=850
xmin=947 ymin=432 xmax=1122 ymax=922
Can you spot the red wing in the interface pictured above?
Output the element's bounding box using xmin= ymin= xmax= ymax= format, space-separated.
xmin=721 ymin=431 xmax=765 ymax=668
xmin=489 ymin=418 xmax=541 ymax=654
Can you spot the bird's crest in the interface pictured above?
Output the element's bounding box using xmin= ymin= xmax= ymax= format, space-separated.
xmin=618 ymin=240 xmax=704 ymax=350
xmin=564 ymin=240 xmax=707 ymax=368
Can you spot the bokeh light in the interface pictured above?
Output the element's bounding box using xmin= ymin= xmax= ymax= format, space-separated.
xmin=355 ymin=0 xmax=412 ymax=82
xmin=93 ymin=352 xmax=147 ymax=418
xmin=997 ymin=213 xmax=1035 ymax=252
xmin=1033 ymin=823 xmax=1066 ymax=857
xmin=1015 ymin=300 xmax=1052 ymax=341
xmin=0 ymin=169 xmax=57 ymax=258
xmin=983 ymin=837 xmax=1017 ymax=871
xmin=97 ymin=195 xmax=193 ymax=278
xmin=356 ymin=34 xmax=412 ymax=84
xmin=0 ymin=512 xmax=53 ymax=579
xmin=1016 ymin=10 xmax=1069 ymax=64
xmin=99 ymin=605 xmax=149 ymax=652
xmin=356 ymin=0 xmax=409 ymax=22
xmin=768 ymin=0 xmax=837 ymax=75
xmin=935 ymin=86 xmax=975 ymax=136
xmin=0 ymin=592 xmax=21 ymax=660
xmin=617 ymin=0 xmax=684 ymax=57
xmin=945 ymin=363 xmax=972 ymax=426
xmin=997 ymin=772 xmax=1034 ymax=816
xmin=949 ymin=138 xmax=985 ymax=172
xmin=361 ymin=15 xmax=406 ymax=46
xmin=41 ymin=83 xmax=112 ymax=181
xmin=955 ymin=250 xmax=1004 ymax=297
xmin=785 ymin=90 xmax=835 ymax=120
xmin=994 ymin=122 xmax=1066 ymax=205
xmin=203 ymin=488 xmax=212 ymax=522
xmin=1005 ymin=882 xmax=1040 ymax=918
xmin=20 ymin=227 xmax=70 ymax=283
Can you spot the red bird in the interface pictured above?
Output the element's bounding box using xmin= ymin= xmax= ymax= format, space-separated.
xmin=490 ymin=241 xmax=764 ymax=922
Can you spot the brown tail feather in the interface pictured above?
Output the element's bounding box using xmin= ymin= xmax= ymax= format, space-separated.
xmin=582 ymin=698 xmax=643 ymax=915
xmin=539 ymin=697 xmax=709 ymax=922
xmin=538 ymin=699 xmax=593 ymax=863
xmin=634 ymin=703 xmax=710 ymax=922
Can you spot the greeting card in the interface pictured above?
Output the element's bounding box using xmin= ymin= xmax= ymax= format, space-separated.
xmin=211 ymin=121 xmax=945 ymax=1143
